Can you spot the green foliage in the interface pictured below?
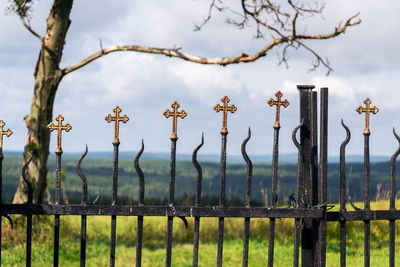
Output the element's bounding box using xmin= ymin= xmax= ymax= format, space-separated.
xmin=2 ymin=154 xmax=400 ymax=205
xmin=2 ymin=203 xmax=400 ymax=266
xmin=25 ymin=143 xmax=40 ymax=154
xmin=6 ymin=0 xmax=34 ymax=18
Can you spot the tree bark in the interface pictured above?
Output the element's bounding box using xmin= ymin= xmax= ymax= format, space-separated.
xmin=13 ymin=0 xmax=73 ymax=204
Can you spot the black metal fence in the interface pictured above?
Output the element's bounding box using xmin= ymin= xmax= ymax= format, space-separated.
xmin=1 ymin=85 xmax=399 ymax=267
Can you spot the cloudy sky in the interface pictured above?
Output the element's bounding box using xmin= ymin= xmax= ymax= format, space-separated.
xmin=0 ymin=0 xmax=399 ymax=159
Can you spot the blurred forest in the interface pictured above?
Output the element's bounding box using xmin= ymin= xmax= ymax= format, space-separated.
xmin=1 ymin=154 xmax=397 ymax=206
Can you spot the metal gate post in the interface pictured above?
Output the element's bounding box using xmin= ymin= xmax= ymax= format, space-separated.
xmin=298 ymin=85 xmax=319 ymax=267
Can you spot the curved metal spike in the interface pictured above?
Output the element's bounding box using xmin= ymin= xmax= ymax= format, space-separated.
xmin=192 ymin=133 xmax=204 ymax=172
xmin=77 ymin=145 xmax=89 ymax=205
xmin=241 ymin=127 xmax=253 ymax=207
xmin=391 ymin=128 xmax=400 ymax=162
xmin=177 ymin=216 xmax=189 ymax=230
xmin=192 ymin=133 xmax=204 ymax=207
xmin=2 ymin=214 xmax=13 ymax=229
xmin=389 ymin=128 xmax=400 ymax=210
xmin=340 ymin=120 xmax=351 ymax=210
xmin=340 ymin=120 xmax=351 ymax=149
xmin=292 ymin=119 xmax=304 ymax=149
xmin=134 ymin=139 xmax=145 ymax=205
xmin=22 ymin=156 xmax=33 ymax=204
xmin=348 ymin=196 xmax=362 ymax=211
xmin=241 ymin=127 xmax=252 ymax=166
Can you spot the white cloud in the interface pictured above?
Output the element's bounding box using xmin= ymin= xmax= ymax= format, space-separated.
xmin=169 ymin=62 xmax=244 ymax=100
xmin=1 ymin=0 xmax=400 ymax=156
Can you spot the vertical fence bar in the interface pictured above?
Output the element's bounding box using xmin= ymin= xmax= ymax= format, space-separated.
xmin=22 ymin=157 xmax=33 ymax=267
xmin=268 ymin=127 xmax=279 ymax=266
xmin=241 ymin=128 xmax=252 ymax=267
xmin=340 ymin=120 xmax=351 ymax=267
xmin=76 ymin=146 xmax=89 ymax=267
xmin=105 ymin=106 xmax=129 ymax=267
xmin=356 ymin=98 xmax=378 ymax=267
xmin=214 ymin=96 xmax=236 ymax=267
xmin=54 ymin=152 xmax=62 ymax=267
xmin=217 ymin=132 xmax=227 ymax=267
xmin=80 ymin=214 xmax=87 ymax=267
xmin=389 ymin=129 xmax=400 ymax=267
xmin=166 ymin=138 xmax=177 ymax=267
xmin=298 ymin=85 xmax=315 ymax=267
xmin=311 ymin=91 xmax=319 ymax=266
xmin=292 ymin=120 xmax=303 ymax=267
xmin=163 ymin=101 xmax=186 ymax=267
xmin=0 ymin=121 xmax=12 ymax=264
xmin=192 ymin=134 xmax=204 ymax=267
xmin=110 ymin=142 xmax=119 ymax=267
xmin=134 ymin=140 xmax=145 ymax=267
xmin=267 ymin=91 xmax=289 ymax=267
xmin=47 ymin=114 xmax=72 ymax=267
xmin=317 ymin=88 xmax=328 ymax=267
xmin=363 ymin=133 xmax=371 ymax=267
xmin=0 ymin=153 xmax=3 ymax=264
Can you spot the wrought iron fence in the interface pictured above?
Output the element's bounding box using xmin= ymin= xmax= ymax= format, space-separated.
xmin=0 ymin=85 xmax=399 ymax=267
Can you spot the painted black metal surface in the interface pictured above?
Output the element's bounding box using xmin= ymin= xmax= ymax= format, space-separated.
xmin=268 ymin=123 xmax=280 ymax=267
xmin=298 ymin=85 xmax=316 ymax=267
xmin=389 ymin=129 xmax=400 ymax=267
xmin=340 ymin=120 xmax=351 ymax=267
xmin=76 ymin=146 xmax=89 ymax=267
xmin=2 ymin=87 xmax=400 ymax=267
xmin=54 ymin=151 xmax=62 ymax=267
xmin=217 ymin=132 xmax=228 ymax=267
xmin=110 ymin=142 xmax=119 ymax=267
xmin=166 ymin=137 xmax=178 ymax=267
xmin=134 ymin=139 xmax=145 ymax=267
xmin=241 ymin=128 xmax=252 ymax=267
xmin=292 ymin=119 xmax=303 ymax=267
xmin=316 ymin=88 xmax=328 ymax=267
xmin=363 ymin=132 xmax=371 ymax=267
xmin=22 ymin=156 xmax=33 ymax=267
xmin=192 ymin=133 xmax=204 ymax=267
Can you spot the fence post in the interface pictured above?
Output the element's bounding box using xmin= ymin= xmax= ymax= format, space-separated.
xmin=298 ymin=85 xmax=319 ymax=267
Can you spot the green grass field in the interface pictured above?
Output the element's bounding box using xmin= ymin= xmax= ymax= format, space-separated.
xmin=2 ymin=201 xmax=400 ymax=266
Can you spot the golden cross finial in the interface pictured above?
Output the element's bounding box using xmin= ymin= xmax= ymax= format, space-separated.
xmin=105 ymin=106 xmax=129 ymax=144
xmin=47 ymin=115 xmax=72 ymax=153
xmin=268 ymin=91 xmax=289 ymax=128
xmin=163 ymin=101 xmax=187 ymax=139
xmin=0 ymin=120 xmax=13 ymax=159
xmin=214 ymin=96 xmax=237 ymax=134
xmin=356 ymin=98 xmax=379 ymax=135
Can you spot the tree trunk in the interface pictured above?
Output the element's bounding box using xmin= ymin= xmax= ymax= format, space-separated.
xmin=13 ymin=0 xmax=73 ymax=204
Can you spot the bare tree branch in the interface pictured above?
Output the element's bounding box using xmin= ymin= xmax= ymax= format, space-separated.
xmin=20 ymin=17 xmax=44 ymax=42
xmin=193 ymin=0 xmax=226 ymax=31
xmin=296 ymin=13 xmax=361 ymax=40
xmin=62 ymin=9 xmax=360 ymax=77
xmin=61 ymin=38 xmax=283 ymax=76
xmin=294 ymin=40 xmax=333 ymax=75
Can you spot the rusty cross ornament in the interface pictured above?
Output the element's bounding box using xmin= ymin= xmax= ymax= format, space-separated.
xmin=0 ymin=120 xmax=13 ymax=158
xmin=47 ymin=115 xmax=72 ymax=153
xmin=268 ymin=91 xmax=289 ymax=128
xmin=163 ymin=101 xmax=187 ymax=139
xmin=105 ymin=106 xmax=129 ymax=144
xmin=356 ymin=98 xmax=379 ymax=135
xmin=214 ymin=96 xmax=237 ymax=134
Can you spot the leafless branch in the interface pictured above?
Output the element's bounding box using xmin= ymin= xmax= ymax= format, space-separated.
xmin=295 ymin=40 xmax=333 ymax=75
xmin=61 ymin=38 xmax=283 ymax=76
xmin=20 ymin=17 xmax=44 ymax=42
xmin=193 ymin=0 xmax=226 ymax=31
xmin=62 ymin=1 xmax=361 ymax=76
xmin=296 ymin=13 xmax=361 ymax=40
